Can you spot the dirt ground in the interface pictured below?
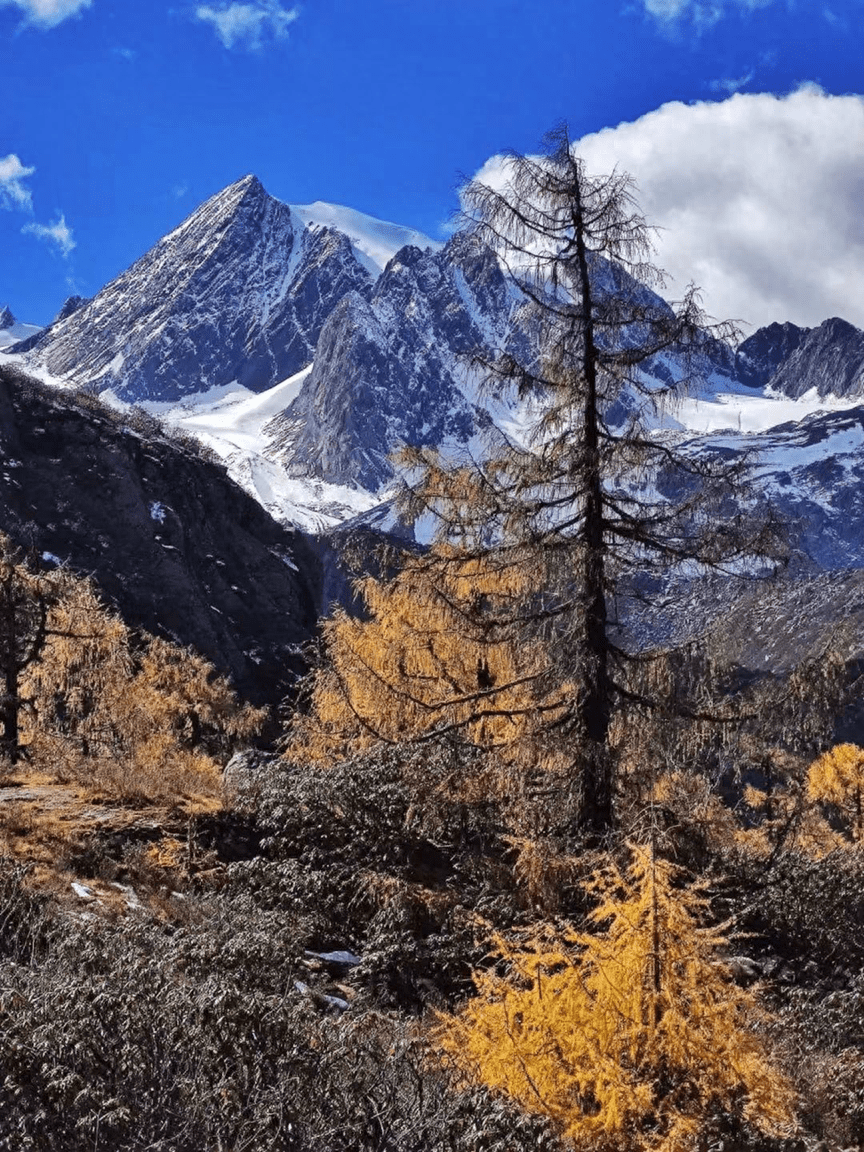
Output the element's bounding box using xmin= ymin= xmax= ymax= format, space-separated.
xmin=0 ymin=766 xmax=222 ymax=914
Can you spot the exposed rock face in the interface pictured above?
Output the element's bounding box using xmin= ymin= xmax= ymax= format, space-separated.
xmin=267 ymin=235 xmax=531 ymax=489
xmin=0 ymin=305 xmax=15 ymax=330
xmin=734 ymin=321 xmax=810 ymax=388
xmin=766 ymin=317 xmax=864 ymax=399
xmin=54 ymin=294 xmax=89 ymax=323
xmin=11 ymin=173 xmax=864 ymax=564
xmin=268 ymin=233 xmax=743 ymax=490
xmin=0 ymin=364 xmax=320 ymax=703
xmin=7 ymin=297 xmax=90 ymax=355
xmin=22 ymin=176 xmax=374 ymax=402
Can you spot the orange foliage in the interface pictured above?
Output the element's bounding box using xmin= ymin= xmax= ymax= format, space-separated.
xmin=21 ymin=569 xmax=263 ymax=801
xmin=289 ymin=544 xmax=571 ymax=775
xmin=807 ymin=743 xmax=864 ymax=842
xmin=435 ymin=844 xmax=795 ymax=1151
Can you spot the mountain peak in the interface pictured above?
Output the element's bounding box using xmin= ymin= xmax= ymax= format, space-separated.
xmin=228 ymin=172 xmax=265 ymax=198
xmin=766 ymin=315 xmax=864 ymax=400
xmin=21 ymin=170 xmax=372 ymax=401
xmin=0 ymin=305 xmax=15 ymax=330
xmin=54 ymin=295 xmax=89 ymax=323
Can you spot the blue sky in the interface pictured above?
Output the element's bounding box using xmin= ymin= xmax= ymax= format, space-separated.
xmin=3 ymin=0 xmax=864 ymax=328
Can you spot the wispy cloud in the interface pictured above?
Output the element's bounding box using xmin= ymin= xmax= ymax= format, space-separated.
xmin=112 ymin=46 xmax=136 ymax=60
xmin=195 ymin=0 xmax=299 ymax=49
xmin=822 ymin=6 xmax=848 ymax=28
xmin=23 ymin=212 xmax=75 ymax=257
xmin=643 ymin=0 xmax=774 ymax=28
xmin=709 ymin=68 xmax=755 ymax=93
xmin=0 ymin=0 xmax=92 ymax=29
xmin=0 ymin=154 xmax=35 ymax=211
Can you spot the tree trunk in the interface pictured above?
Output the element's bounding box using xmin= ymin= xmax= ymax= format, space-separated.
xmin=572 ymin=175 xmax=612 ymax=833
xmin=2 ymin=664 xmax=20 ymax=763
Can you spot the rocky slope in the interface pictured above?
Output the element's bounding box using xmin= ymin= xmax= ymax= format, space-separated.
xmin=17 ymin=176 xmax=376 ymax=401
xmin=733 ymin=321 xmax=810 ymax=388
xmin=0 ymin=363 xmax=319 ymax=703
xmin=766 ymin=316 xmax=864 ymax=399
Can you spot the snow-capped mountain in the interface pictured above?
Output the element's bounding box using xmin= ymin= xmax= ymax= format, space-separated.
xmin=0 ymin=305 xmax=41 ymax=350
xmin=691 ymin=402 xmax=864 ymax=569
xmin=16 ymin=176 xmax=407 ymax=401
xmin=15 ymin=176 xmax=739 ymax=496
xmin=8 ymin=174 xmax=864 ymax=566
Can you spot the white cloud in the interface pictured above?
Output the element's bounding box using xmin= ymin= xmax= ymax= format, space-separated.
xmin=643 ymin=0 xmax=775 ymax=29
xmin=23 ymin=212 xmax=75 ymax=257
xmin=0 ymin=0 xmax=92 ymax=28
xmin=0 ymin=154 xmax=35 ymax=210
xmin=195 ymin=0 xmax=299 ymax=49
xmin=474 ymin=87 xmax=864 ymax=332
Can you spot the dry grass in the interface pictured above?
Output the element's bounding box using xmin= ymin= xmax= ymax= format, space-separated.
xmin=23 ymin=731 xmax=226 ymax=808
xmin=0 ymin=760 xmax=223 ymax=915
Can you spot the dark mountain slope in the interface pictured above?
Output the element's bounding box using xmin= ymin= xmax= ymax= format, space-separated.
xmin=0 ymin=365 xmax=320 ymax=703
xmin=734 ymin=321 xmax=810 ymax=388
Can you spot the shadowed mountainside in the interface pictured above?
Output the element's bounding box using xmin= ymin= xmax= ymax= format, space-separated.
xmin=0 ymin=365 xmax=320 ymax=704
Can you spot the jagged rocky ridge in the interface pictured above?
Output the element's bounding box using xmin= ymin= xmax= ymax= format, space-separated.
xmin=266 ymin=235 xmax=518 ymax=489
xmin=0 ymin=305 xmax=41 ymax=350
xmin=768 ymin=317 xmax=864 ymax=399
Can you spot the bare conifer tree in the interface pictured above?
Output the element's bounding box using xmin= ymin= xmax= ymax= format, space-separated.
xmin=296 ymin=128 xmax=784 ymax=833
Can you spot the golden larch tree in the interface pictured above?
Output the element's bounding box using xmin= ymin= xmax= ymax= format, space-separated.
xmin=290 ymin=543 xmax=570 ymax=770
xmin=289 ymin=129 xmax=784 ymax=834
xmin=21 ymin=564 xmax=263 ymax=801
xmin=435 ymin=844 xmax=795 ymax=1152
xmin=807 ymin=742 xmax=864 ymax=843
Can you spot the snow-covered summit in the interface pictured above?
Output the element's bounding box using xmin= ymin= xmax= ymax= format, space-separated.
xmin=0 ymin=304 xmax=41 ymax=350
xmin=289 ymin=201 xmax=441 ymax=277
xmin=15 ymin=175 xmax=441 ymax=404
